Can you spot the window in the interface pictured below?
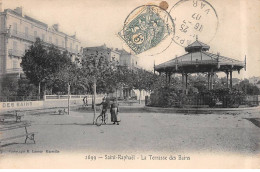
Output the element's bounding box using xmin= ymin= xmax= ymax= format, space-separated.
xmin=25 ymin=27 xmax=29 ymax=37
xmin=34 ymin=31 xmax=37 ymax=38
xmin=13 ymin=22 xmax=17 ymax=34
xmin=42 ymin=34 xmax=45 ymax=41
xmin=13 ymin=59 xmax=18 ymax=69
xmin=70 ymin=43 xmax=72 ymax=51
xmin=55 ymin=39 xmax=58 ymax=46
xmin=13 ymin=41 xmax=17 ymax=51
xmin=49 ymin=36 xmax=52 ymax=43
xmin=76 ymin=45 xmax=78 ymax=53
xmin=62 ymin=41 xmax=65 ymax=48
xmin=25 ymin=43 xmax=31 ymax=50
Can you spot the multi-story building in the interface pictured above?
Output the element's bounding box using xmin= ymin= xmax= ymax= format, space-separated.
xmin=118 ymin=49 xmax=139 ymax=70
xmin=117 ymin=49 xmax=141 ymax=99
xmin=83 ymin=44 xmax=120 ymax=63
xmin=0 ymin=7 xmax=82 ymax=79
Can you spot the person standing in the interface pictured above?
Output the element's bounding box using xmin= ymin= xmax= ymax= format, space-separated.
xmin=110 ymin=98 xmax=120 ymax=125
xmin=97 ymin=97 xmax=110 ymax=124
xmin=83 ymin=96 xmax=88 ymax=106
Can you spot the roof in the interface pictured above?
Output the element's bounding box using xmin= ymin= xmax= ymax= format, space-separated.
xmin=4 ymin=9 xmax=48 ymax=28
xmin=155 ymin=40 xmax=245 ymax=73
xmin=24 ymin=15 xmax=48 ymax=28
xmin=84 ymin=45 xmax=109 ymax=51
xmin=4 ymin=8 xmax=80 ymax=41
xmin=118 ymin=49 xmax=131 ymax=55
xmin=185 ymin=40 xmax=210 ymax=52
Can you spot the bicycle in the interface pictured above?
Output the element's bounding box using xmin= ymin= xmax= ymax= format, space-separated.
xmin=95 ymin=110 xmax=108 ymax=126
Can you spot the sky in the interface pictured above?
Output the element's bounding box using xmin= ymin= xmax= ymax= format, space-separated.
xmin=2 ymin=0 xmax=260 ymax=78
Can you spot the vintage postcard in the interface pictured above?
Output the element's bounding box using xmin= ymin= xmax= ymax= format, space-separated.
xmin=0 ymin=0 xmax=260 ymax=169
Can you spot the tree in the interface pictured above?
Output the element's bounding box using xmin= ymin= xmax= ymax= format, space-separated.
xmin=132 ymin=69 xmax=153 ymax=104
xmin=0 ymin=75 xmax=19 ymax=97
xmin=17 ymin=77 xmax=38 ymax=98
xmin=79 ymin=54 xmax=112 ymax=124
xmin=55 ymin=58 xmax=79 ymax=115
xmin=108 ymin=65 xmax=133 ymax=100
xmin=21 ymin=38 xmax=48 ymax=98
xmin=234 ymin=79 xmax=260 ymax=95
xmin=188 ymin=74 xmax=208 ymax=92
xmin=21 ymin=38 xmax=72 ymax=98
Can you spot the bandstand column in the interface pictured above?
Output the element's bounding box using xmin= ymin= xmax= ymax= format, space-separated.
xmin=182 ymin=72 xmax=185 ymax=93
xmin=226 ymin=71 xmax=229 ymax=88
xmin=210 ymin=70 xmax=214 ymax=90
xmin=168 ymin=72 xmax=171 ymax=83
xmin=126 ymin=89 xmax=129 ymax=98
xmin=208 ymin=73 xmax=210 ymax=90
xmin=185 ymin=73 xmax=188 ymax=94
xmin=129 ymin=89 xmax=131 ymax=97
xmin=230 ymin=70 xmax=233 ymax=90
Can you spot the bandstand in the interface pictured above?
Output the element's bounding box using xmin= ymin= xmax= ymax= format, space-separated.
xmin=154 ymin=38 xmax=246 ymax=93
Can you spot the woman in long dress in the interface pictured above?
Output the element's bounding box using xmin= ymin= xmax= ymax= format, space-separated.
xmin=110 ymin=99 xmax=120 ymax=125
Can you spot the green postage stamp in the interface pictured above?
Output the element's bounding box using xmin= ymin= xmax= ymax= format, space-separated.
xmin=118 ymin=5 xmax=174 ymax=55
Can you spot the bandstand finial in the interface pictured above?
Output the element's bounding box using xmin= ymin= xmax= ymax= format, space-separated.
xmin=196 ymin=35 xmax=198 ymax=41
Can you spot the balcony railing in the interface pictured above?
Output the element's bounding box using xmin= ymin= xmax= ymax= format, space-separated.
xmin=0 ymin=28 xmax=9 ymax=34
xmin=10 ymin=29 xmax=35 ymax=42
xmin=9 ymin=29 xmax=82 ymax=55
xmin=8 ymin=49 xmax=25 ymax=57
xmin=5 ymin=68 xmax=23 ymax=74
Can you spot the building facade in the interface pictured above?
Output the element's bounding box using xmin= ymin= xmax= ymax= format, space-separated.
xmin=83 ymin=44 xmax=120 ymax=63
xmin=118 ymin=49 xmax=139 ymax=70
xmin=0 ymin=7 xmax=82 ymax=79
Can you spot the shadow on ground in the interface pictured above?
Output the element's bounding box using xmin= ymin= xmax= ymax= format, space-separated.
xmin=244 ymin=118 xmax=260 ymax=128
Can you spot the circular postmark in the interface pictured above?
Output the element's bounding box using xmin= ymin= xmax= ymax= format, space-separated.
xmin=170 ymin=0 xmax=219 ymax=47
xmin=118 ymin=5 xmax=175 ymax=55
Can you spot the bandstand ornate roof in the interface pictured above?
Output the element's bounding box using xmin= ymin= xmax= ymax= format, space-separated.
xmin=155 ymin=40 xmax=246 ymax=74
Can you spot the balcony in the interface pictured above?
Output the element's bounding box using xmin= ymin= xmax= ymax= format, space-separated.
xmin=8 ymin=49 xmax=25 ymax=57
xmin=0 ymin=28 xmax=9 ymax=35
xmin=5 ymin=68 xmax=23 ymax=74
xmin=8 ymin=29 xmax=82 ymax=55
xmin=10 ymin=29 xmax=35 ymax=42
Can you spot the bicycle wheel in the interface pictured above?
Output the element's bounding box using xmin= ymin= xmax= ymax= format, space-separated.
xmin=96 ymin=115 xmax=103 ymax=126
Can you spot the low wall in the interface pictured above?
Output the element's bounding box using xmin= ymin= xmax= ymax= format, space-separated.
xmin=0 ymin=94 xmax=105 ymax=113
xmin=44 ymin=94 xmax=104 ymax=108
xmin=44 ymin=94 xmax=104 ymax=104
xmin=0 ymin=101 xmax=44 ymax=112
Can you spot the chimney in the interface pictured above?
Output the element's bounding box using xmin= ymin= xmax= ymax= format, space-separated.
xmin=53 ymin=24 xmax=59 ymax=31
xmin=14 ymin=7 xmax=23 ymax=16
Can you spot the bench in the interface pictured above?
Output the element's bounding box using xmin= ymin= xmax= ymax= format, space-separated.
xmin=57 ymin=108 xmax=68 ymax=115
xmin=0 ymin=110 xmax=24 ymax=122
xmin=0 ymin=122 xmax=36 ymax=145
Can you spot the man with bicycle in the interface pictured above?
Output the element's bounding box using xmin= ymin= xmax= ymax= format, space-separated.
xmin=97 ymin=97 xmax=110 ymax=124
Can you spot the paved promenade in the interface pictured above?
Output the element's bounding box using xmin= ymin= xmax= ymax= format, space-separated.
xmin=0 ymin=106 xmax=259 ymax=168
